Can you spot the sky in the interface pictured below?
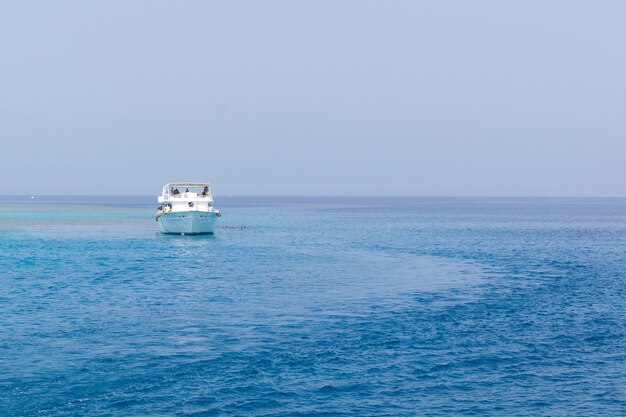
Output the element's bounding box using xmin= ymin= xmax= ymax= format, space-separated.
xmin=1 ymin=1 xmax=625 ymax=196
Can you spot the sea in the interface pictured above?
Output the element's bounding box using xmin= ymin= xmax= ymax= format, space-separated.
xmin=0 ymin=196 xmax=625 ymax=416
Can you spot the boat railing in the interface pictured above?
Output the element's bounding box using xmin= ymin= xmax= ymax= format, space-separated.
xmin=164 ymin=193 xmax=212 ymax=199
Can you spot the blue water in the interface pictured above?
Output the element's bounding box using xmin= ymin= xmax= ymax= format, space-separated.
xmin=1 ymin=196 xmax=625 ymax=416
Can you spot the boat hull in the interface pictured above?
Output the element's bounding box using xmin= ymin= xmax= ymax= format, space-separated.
xmin=158 ymin=210 xmax=219 ymax=235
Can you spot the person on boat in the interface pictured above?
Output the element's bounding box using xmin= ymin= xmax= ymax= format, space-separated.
xmin=202 ymin=186 xmax=209 ymax=196
xmin=185 ymin=188 xmax=190 ymax=193
xmin=173 ymin=188 xmax=180 ymax=195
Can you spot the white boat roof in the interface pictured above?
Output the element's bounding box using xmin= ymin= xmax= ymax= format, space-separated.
xmin=164 ymin=182 xmax=211 ymax=188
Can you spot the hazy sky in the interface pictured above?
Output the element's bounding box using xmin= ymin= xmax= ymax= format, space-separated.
xmin=1 ymin=1 xmax=625 ymax=196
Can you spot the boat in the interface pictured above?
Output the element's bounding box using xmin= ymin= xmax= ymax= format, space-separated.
xmin=156 ymin=182 xmax=221 ymax=235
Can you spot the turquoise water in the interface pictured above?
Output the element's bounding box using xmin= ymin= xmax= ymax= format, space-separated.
xmin=1 ymin=196 xmax=625 ymax=416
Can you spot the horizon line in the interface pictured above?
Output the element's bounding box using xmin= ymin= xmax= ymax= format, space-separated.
xmin=2 ymin=194 xmax=626 ymax=199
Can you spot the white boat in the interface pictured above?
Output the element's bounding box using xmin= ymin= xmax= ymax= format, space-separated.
xmin=156 ymin=182 xmax=221 ymax=235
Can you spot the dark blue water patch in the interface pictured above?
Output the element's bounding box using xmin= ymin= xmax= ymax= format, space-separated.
xmin=0 ymin=197 xmax=625 ymax=416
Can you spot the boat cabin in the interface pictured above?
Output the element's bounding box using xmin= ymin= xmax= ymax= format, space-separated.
xmin=158 ymin=182 xmax=214 ymax=204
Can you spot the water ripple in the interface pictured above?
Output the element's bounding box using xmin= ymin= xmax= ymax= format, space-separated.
xmin=1 ymin=198 xmax=625 ymax=416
